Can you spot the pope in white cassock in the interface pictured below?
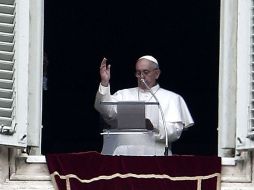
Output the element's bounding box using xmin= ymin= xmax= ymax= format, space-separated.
xmin=94 ymin=55 xmax=194 ymax=156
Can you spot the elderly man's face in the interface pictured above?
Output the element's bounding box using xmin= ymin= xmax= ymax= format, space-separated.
xmin=135 ymin=59 xmax=160 ymax=90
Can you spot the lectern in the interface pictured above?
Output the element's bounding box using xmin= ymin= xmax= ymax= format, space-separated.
xmin=100 ymin=101 xmax=159 ymax=156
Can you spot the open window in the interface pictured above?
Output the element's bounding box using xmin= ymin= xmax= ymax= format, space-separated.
xmin=0 ymin=0 xmax=253 ymax=187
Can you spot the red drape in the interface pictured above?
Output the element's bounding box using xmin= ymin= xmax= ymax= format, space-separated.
xmin=46 ymin=151 xmax=221 ymax=190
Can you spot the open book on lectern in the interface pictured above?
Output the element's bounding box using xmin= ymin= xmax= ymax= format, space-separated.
xmin=100 ymin=101 xmax=159 ymax=132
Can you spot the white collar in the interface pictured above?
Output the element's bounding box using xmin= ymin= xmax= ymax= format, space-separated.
xmin=138 ymin=84 xmax=160 ymax=93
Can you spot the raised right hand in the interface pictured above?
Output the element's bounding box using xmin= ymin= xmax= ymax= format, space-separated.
xmin=99 ymin=57 xmax=111 ymax=86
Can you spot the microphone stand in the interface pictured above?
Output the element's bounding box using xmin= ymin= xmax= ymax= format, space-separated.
xmin=140 ymin=79 xmax=169 ymax=156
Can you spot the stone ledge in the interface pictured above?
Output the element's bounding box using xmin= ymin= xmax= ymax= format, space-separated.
xmin=0 ymin=180 xmax=54 ymax=190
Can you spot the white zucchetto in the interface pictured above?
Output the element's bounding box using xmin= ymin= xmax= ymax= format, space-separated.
xmin=138 ymin=55 xmax=158 ymax=65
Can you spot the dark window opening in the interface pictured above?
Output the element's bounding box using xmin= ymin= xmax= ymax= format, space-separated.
xmin=42 ymin=0 xmax=220 ymax=156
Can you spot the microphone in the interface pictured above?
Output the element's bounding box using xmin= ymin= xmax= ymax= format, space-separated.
xmin=140 ymin=79 xmax=169 ymax=156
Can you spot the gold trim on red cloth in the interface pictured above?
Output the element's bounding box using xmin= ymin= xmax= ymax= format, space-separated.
xmin=50 ymin=171 xmax=221 ymax=190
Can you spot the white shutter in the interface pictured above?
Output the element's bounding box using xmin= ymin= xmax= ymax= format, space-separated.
xmin=0 ymin=0 xmax=29 ymax=148
xmin=235 ymin=0 xmax=254 ymax=151
xmin=0 ymin=0 xmax=17 ymax=136
xmin=247 ymin=0 xmax=254 ymax=140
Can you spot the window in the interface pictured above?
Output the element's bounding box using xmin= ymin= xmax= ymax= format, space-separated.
xmin=0 ymin=0 xmax=253 ymax=187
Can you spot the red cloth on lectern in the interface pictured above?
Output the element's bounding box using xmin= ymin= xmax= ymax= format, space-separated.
xmin=46 ymin=151 xmax=221 ymax=190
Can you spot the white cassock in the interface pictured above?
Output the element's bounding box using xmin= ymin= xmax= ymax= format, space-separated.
xmin=94 ymin=83 xmax=194 ymax=156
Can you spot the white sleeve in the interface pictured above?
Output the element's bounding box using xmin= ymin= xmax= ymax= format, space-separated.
xmin=156 ymin=122 xmax=184 ymax=143
xmin=166 ymin=122 xmax=184 ymax=142
xmin=94 ymin=83 xmax=117 ymax=119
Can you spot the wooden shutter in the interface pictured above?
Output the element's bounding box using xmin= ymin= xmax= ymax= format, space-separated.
xmin=248 ymin=0 xmax=254 ymax=140
xmin=0 ymin=0 xmax=29 ymax=147
xmin=236 ymin=0 xmax=254 ymax=151
xmin=0 ymin=0 xmax=16 ymax=137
